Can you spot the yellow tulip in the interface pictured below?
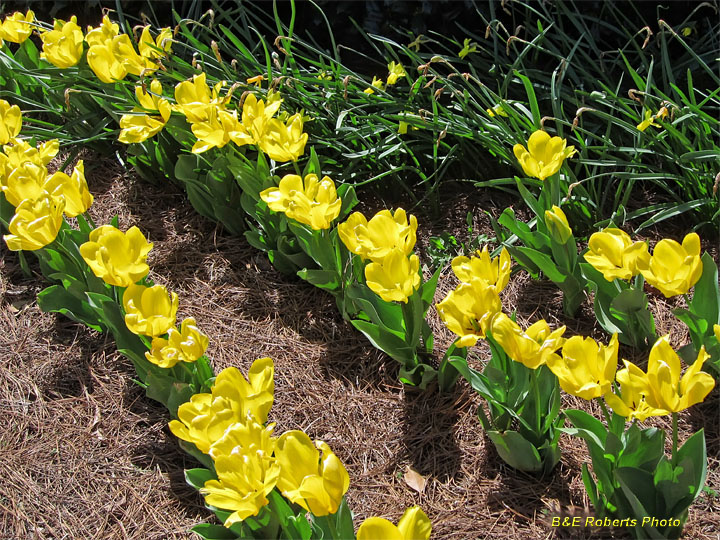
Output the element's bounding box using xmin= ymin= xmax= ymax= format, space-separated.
xmin=190 ymin=106 xmax=245 ymax=153
xmin=169 ymin=358 xmax=275 ymax=453
xmin=86 ymin=40 xmax=127 ymax=83
xmin=386 ymin=61 xmax=406 ymax=85
xmin=0 ymin=99 xmax=22 ymax=145
xmin=2 ymin=138 xmax=58 ymax=172
xmin=44 ymin=160 xmax=93 ymax=217
xmin=451 ymin=246 xmax=511 ymax=292
xmin=119 ymin=80 xmax=172 ymax=144
xmin=274 ymin=430 xmax=350 ymax=516
xmin=513 ymin=130 xmax=576 ymax=181
xmin=137 ymin=26 xmax=172 ymax=59
xmin=546 ymin=334 xmax=619 ymax=400
xmin=208 ymin=417 xmax=276 ymax=460
xmin=365 ymin=250 xmax=421 ymax=303
xmin=583 ymin=228 xmax=649 ymax=282
xmin=112 ymin=33 xmax=156 ymax=76
xmin=491 ymin=313 xmax=566 ymax=369
xmin=260 ymin=173 xmax=342 ymax=230
xmin=714 ymin=324 xmax=720 ymax=343
xmin=174 ymin=73 xmax=229 ymax=123
xmin=80 ymin=225 xmax=153 ymax=287
xmin=1 ymin=161 xmax=48 ymax=207
xmin=145 ymin=317 xmax=209 ymax=368
xmin=122 ymin=283 xmax=178 ymax=337
xmin=637 ymin=233 xmax=703 ymax=297
xmin=39 ymin=16 xmax=84 ymax=68
xmin=338 ymin=208 xmax=417 ymax=262
xmin=636 ymin=109 xmax=661 ymax=132
xmin=357 ymin=506 xmax=432 ymax=540
xmin=85 ymin=15 xmax=119 ymax=47
xmin=436 ymin=280 xmax=502 ymax=348
xmin=240 ymin=93 xmax=283 ymax=144
xmin=545 ymin=205 xmax=573 ymax=243
xmin=201 ymin=422 xmax=280 ymax=526
xmin=0 ymin=11 xmax=35 ymax=44
xmin=643 ymin=335 xmax=715 ymax=413
xmin=364 ymin=76 xmax=384 ymax=94
xmin=258 ymin=113 xmax=308 ymax=162
xmin=605 ymin=360 xmax=667 ymax=421
xmin=486 ymin=104 xmax=508 ymax=117
xmin=3 ymin=195 xmax=64 ymax=251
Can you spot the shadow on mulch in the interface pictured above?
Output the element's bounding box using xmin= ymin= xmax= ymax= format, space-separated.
xmin=400 ymin=385 xmax=464 ymax=481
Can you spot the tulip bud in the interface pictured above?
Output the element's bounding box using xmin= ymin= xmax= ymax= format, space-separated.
xmin=545 ymin=205 xmax=573 ymax=244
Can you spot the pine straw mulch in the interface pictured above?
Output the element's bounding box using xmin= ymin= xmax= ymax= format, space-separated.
xmin=1 ymin=152 xmax=719 ymax=540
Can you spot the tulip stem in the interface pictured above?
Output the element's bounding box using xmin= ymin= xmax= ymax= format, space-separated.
xmin=671 ymin=412 xmax=679 ymax=467
xmin=599 ymin=399 xmax=611 ymax=426
xmin=292 ymin=161 xmax=302 ymax=176
xmin=530 ymin=367 xmax=541 ymax=435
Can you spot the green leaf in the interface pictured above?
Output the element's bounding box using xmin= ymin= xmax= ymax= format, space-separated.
xmin=487 ymin=430 xmax=543 ymax=472
xmin=185 ymin=468 xmax=217 ymax=490
xmin=689 ymin=254 xmax=719 ymax=326
xmin=514 ymin=246 xmax=567 ymax=283
xmin=351 ymin=320 xmax=412 ymax=363
xmin=190 ymin=523 xmax=240 ymax=540
xmin=36 ymin=285 xmax=105 ymax=332
xmin=673 ymin=429 xmax=707 ymax=508
xmin=297 ymin=269 xmax=339 ymax=291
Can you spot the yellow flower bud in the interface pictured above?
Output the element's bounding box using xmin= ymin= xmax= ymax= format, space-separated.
xmin=544 ymin=205 xmax=573 ymax=243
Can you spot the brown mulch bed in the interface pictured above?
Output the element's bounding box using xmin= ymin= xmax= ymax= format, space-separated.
xmin=1 ymin=152 xmax=718 ymax=539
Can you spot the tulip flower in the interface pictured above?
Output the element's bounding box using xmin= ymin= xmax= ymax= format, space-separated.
xmin=174 ymin=72 xmax=229 ymax=124
xmin=86 ymin=40 xmax=127 ymax=83
xmin=357 ymin=506 xmax=432 ymax=540
xmin=0 ymin=99 xmax=22 ymax=145
xmin=3 ymin=195 xmax=65 ymax=251
xmin=545 ymin=205 xmax=572 ymax=244
xmin=1 ymin=161 xmax=48 ymax=207
xmin=642 ymin=335 xmax=715 ymax=413
xmin=85 ymin=15 xmax=119 ymax=47
xmin=201 ymin=422 xmax=280 ymax=526
xmin=111 ymin=33 xmax=156 ymax=76
xmin=513 ymin=130 xmax=576 ymax=181
xmin=190 ymin=106 xmax=246 ymax=153
xmin=637 ymin=233 xmax=703 ymax=297
xmin=145 ymin=317 xmax=209 ymax=368
xmin=546 ymin=334 xmax=619 ymax=400
xmin=44 ymin=161 xmax=93 ymax=217
xmin=636 ymin=109 xmax=661 ymax=132
xmin=436 ymin=280 xmax=502 ymax=348
xmin=583 ymin=228 xmax=649 ymax=282
xmin=363 ymin=76 xmax=384 ymax=94
xmin=0 ymin=11 xmax=35 ymax=44
xmin=338 ymin=208 xmax=418 ymax=262
xmin=137 ymin=25 xmax=172 ymax=60
xmin=365 ymin=250 xmax=421 ymax=303
xmin=491 ymin=313 xmax=566 ymax=369
xmin=714 ymin=324 xmax=720 ymax=343
xmin=486 ymin=104 xmax=508 ymax=117
xmin=386 ymin=61 xmax=406 ymax=85
xmin=258 ymin=113 xmax=308 ymax=162
xmin=260 ymin=173 xmax=342 ymax=230
xmin=240 ymin=93 xmax=283 ymax=144
xmin=274 ymin=430 xmax=350 ymax=516
xmin=2 ymin=138 xmax=58 ymax=172
xmin=119 ymin=80 xmax=172 ymax=144
xmin=39 ymin=16 xmax=84 ymax=68
xmin=605 ymin=360 xmax=667 ymax=421
xmin=80 ymin=225 xmax=153 ymax=287
xmin=169 ymin=359 xmax=275 ymax=453
xmin=122 ymin=283 xmax=178 ymax=337
xmin=451 ymin=246 xmax=511 ymax=292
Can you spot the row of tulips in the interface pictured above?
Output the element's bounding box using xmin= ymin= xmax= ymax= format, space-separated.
xmin=0 ymin=99 xmax=431 ymax=539
xmin=1 ymin=10 xmax=719 ymax=538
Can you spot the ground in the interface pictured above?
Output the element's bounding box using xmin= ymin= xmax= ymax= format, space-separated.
xmin=1 ymin=152 xmax=718 ymax=539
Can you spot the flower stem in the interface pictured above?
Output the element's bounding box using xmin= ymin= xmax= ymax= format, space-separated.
xmin=531 ymin=367 xmax=542 ymax=436
xmin=671 ymin=412 xmax=679 ymax=467
xmin=599 ymin=398 xmax=611 ymax=427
